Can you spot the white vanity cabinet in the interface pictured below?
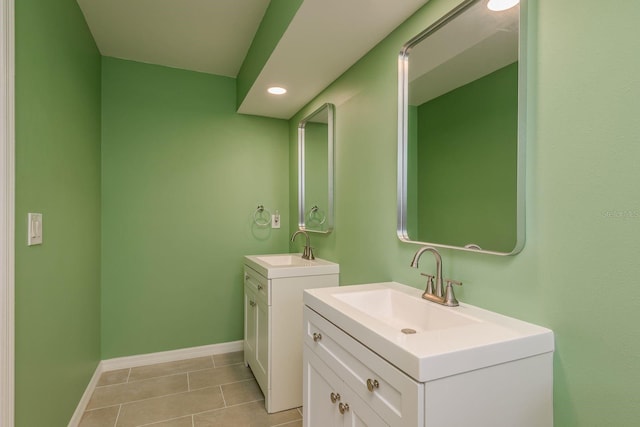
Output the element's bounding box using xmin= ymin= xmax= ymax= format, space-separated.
xmin=243 ymin=255 xmax=339 ymax=413
xmin=303 ymin=282 xmax=555 ymax=427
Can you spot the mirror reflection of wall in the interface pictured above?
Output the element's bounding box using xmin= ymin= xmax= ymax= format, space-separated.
xmin=304 ymin=121 xmax=329 ymax=230
xmin=298 ymin=103 xmax=334 ymax=234
xmin=409 ymin=62 xmax=518 ymax=252
xmin=399 ymin=0 xmax=524 ymax=255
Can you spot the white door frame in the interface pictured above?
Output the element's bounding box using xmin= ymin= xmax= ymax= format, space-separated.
xmin=0 ymin=0 xmax=15 ymax=425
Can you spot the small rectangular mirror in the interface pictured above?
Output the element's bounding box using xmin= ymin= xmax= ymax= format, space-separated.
xmin=398 ymin=0 xmax=526 ymax=255
xmin=298 ymin=103 xmax=335 ymax=234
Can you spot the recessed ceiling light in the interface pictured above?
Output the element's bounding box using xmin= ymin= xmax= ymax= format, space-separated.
xmin=267 ymin=87 xmax=287 ymax=95
xmin=487 ymin=0 xmax=519 ymax=11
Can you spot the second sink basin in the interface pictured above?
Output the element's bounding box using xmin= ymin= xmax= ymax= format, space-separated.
xmin=255 ymin=254 xmax=313 ymax=267
xmin=245 ymin=254 xmax=339 ymax=279
xmin=333 ymin=287 xmax=480 ymax=333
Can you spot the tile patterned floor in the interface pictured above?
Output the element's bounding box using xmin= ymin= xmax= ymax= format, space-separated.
xmin=78 ymin=351 xmax=302 ymax=427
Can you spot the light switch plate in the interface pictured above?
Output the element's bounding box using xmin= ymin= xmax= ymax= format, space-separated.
xmin=28 ymin=213 xmax=43 ymax=246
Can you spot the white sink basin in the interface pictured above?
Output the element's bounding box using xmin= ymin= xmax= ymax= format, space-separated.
xmin=256 ymin=254 xmax=314 ymax=267
xmin=333 ymin=287 xmax=480 ymax=333
xmin=245 ymin=254 xmax=339 ymax=278
xmin=304 ymin=282 xmax=554 ymax=382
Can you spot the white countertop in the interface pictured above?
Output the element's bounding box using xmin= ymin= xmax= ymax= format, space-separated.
xmin=304 ymin=282 xmax=554 ymax=382
xmin=244 ymin=253 xmax=339 ymax=279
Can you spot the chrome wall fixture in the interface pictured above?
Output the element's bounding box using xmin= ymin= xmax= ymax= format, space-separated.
xmin=253 ymin=204 xmax=271 ymax=227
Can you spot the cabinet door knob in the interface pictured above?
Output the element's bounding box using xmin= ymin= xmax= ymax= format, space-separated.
xmin=330 ymin=392 xmax=341 ymax=403
xmin=245 ymin=274 xmax=249 ymax=280
xmin=338 ymin=402 xmax=350 ymax=414
xmin=257 ymin=284 xmax=263 ymax=290
xmin=249 ymin=300 xmax=256 ymax=307
xmin=367 ymin=378 xmax=379 ymax=392
xmin=312 ymin=332 xmax=322 ymax=342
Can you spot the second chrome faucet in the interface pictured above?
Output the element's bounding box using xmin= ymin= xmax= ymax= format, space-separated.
xmin=410 ymin=246 xmax=462 ymax=307
xmin=291 ymin=230 xmax=315 ymax=260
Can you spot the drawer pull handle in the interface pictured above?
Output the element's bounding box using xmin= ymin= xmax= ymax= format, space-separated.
xmin=330 ymin=392 xmax=340 ymax=403
xmin=338 ymin=402 xmax=350 ymax=414
xmin=257 ymin=284 xmax=263 ymax=290
xmin=312 ymin=332 xmax=322 ymax=342
xmin=367 ymin=378 xmax=379 ymax=392
xmin=249 ymin=300 xmax=256 ymax=307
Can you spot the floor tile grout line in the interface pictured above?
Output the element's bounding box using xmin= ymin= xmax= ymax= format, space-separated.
xmin=113 ymin=404 xmax=122 ymax=427
xmin=187 ymin=371 xmax=191 ymax=392
xmin=220 ymin=385 xmax=227 ymax=408
xmin=98 ymin=361 xmax=243 ymax=387
xmin=97 ymin=361 xmax=246 ymax=390
xmin=86 ymin=380 xmax=196 ymax=412
xmin=187 ymin=398 xmax=267 ymax=419
xmin=95 ymin=372 xmax=189 ymax=390
xmin=126 ymin=365 xmax=215 ymax=383
xmin=87 ymin=376 xmax=255 ymax=412
xmin=126 ymin=368 xmax=131 ymax=383
xmin=192 ymin=414 xmax=195 ymax=427
xmin=134 ymin=413 xmax=194 ymax=427
xmin=190 ymin=377 xmax=256 ymax=392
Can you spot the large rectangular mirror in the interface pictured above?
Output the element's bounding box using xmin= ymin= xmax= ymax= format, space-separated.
xmin=298 ymin=103 xmax=335 ymax=233
xmin=398 ymin=0 xmax=526 ymax=255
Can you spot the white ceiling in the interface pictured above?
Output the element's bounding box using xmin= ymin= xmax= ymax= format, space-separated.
xmin=77 ymin=0 xmax=270 ymax=77
xmin=77 ymin=0 xmax=430 ymax=119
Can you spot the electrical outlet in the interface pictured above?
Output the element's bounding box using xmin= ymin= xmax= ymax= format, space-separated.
xmin=272 ymin=212 xmax=281 ymax=229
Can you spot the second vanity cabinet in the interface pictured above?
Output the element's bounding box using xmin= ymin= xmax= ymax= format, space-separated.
xmin=243 ymin=255 xmax=339 ymax=413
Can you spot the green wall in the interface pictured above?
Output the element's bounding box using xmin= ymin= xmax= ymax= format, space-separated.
xmin=289 ymin=0 xmax=640 ymax=425
xmin=414 ymin=62 xmax=518 ymax=251
xmin=14 ymin=0 xmax=102 ymax=425
xmin=101 ymin=58 xmax=290 ymax=358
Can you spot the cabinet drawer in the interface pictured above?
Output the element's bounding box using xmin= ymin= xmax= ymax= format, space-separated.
xmin=244 ymin=266 xmax=269 ymax=305
xmin=304 ymin=307 xmax=423 ymax=426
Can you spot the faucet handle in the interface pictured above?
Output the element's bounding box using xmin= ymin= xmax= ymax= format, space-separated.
xmin=420 ymin=273 xmax=435 ymax=295
xmin=443 ymin=279 xmax=462 ymax=307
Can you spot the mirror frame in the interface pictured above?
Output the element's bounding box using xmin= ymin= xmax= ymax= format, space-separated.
xmin=397 ymin=0 xmax=527 ymax=256
xmin=298 ymin=103 xmax=335 ymax=234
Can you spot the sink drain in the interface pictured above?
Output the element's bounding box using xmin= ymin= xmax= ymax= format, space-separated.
xmin=401 ymin=328 xmax=417 ymax=334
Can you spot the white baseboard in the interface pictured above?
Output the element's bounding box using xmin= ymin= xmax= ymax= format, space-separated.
xmin=101 ymin=340 xmax=244 ymax=371
xmin=68 ymin=340 xmax=244 ymax=426
xmin=68 ymin=361 xmax=105 ymax=427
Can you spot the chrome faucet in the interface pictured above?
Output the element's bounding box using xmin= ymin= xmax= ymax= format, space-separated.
xmin=410 ymin=246 xmax=462 ymax=307
xmin=291 ymin=230 xmax=315 ymax=260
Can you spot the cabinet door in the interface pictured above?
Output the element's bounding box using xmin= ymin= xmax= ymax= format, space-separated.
xmin=254 ymin=298 xmax=269 ymax=381
xmin=304 ymin=347 xmax=388 ymax=427
xmin=244 ymin=286 xmax=257 ymax=364
xmin=341 ymin=385 xmax=388 ymax=427
xmin=304 ymin=347 xmax=341 ymax=427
